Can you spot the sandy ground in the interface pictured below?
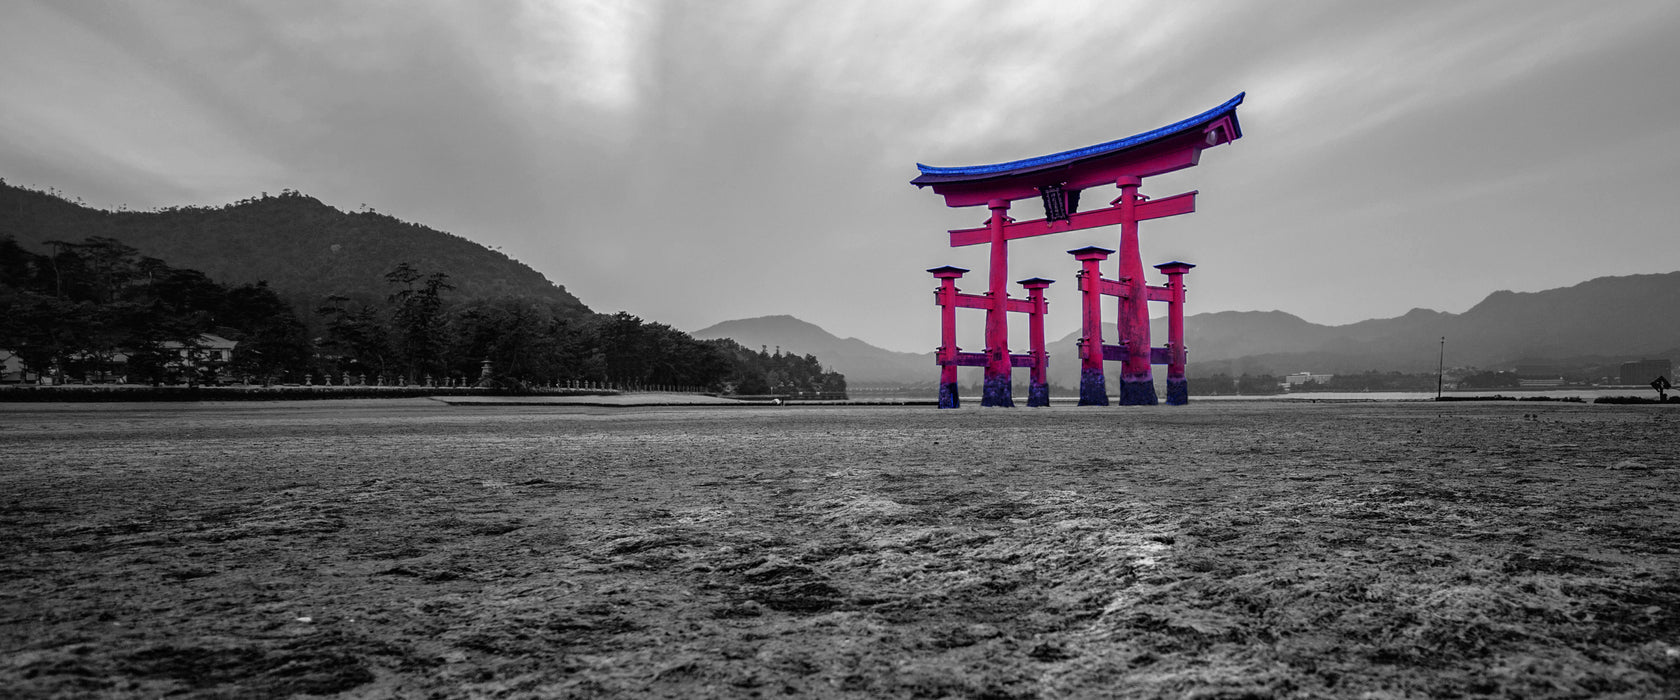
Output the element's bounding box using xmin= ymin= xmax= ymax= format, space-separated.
xmin=1 ymin=400 xmax=1677 ymax=699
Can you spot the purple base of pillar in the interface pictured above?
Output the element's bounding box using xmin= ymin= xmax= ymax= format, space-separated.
xmin=1166 ymin=378 xmax=1188 ymax=405
xmin=1118 ymin=378 xmax=1158 ymax=406
xmin=981 ymin=375 xmax=1015 ymax=407
xmin=1027 ymin=382 xmax=1049 ymax=407
xmin=938 ymin=382 xmax=960 ymax=409
xmin=1078 ymin=368 xmax=1109 ymax=406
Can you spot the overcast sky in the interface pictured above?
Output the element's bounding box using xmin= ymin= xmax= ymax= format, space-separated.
xmin=4 ymin=1 xmax=1678 ymax=353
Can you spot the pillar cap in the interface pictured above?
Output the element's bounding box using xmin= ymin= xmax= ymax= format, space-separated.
xmin=1154 ymin=261 xmax=1196 ymax=273
xmin=1017 ymin=277 xmax=1055 ymax=288
xmin=927 ymin=265 xmax=969 ymax=278
xmin=1068 ymin=245 xmax=1115 ymax=260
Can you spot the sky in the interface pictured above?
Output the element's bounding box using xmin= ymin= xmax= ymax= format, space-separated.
xmin=3 ymin=1 xmax=1678 ymax=353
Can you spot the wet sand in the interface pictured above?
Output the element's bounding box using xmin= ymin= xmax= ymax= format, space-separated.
xmin=2 ymin=401 xmax=1676 ymax=698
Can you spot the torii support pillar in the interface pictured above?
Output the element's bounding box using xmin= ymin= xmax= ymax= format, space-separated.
xmin=1155 ymin=261 xmax=1195 ymax=405
xmin=929 ymin=265 xmax=968 ymax=408
xmin=1020 ymin=277 xmax=1054 ymax=407
xmin=1070 ymin=246 xmax=1114 ymax=405
xmin=929 ymin=268 xmax=1054 ymax=409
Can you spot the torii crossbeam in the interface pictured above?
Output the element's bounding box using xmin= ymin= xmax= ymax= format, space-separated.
xmin=913 ymin=93 xmax=1244 ymax=407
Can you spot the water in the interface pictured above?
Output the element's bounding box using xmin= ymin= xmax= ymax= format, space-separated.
xmin=1197 ymin=389 xmax=1645 ymax=402
xmin=847 ymin=388 xmax=1662 ymax=405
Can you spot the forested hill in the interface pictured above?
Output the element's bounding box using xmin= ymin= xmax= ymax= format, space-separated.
xmin=0 ymin=180 xmax=590 ymax=318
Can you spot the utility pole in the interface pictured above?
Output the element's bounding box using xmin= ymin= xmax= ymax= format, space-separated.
xmin=1437 ymin=337 xmax=1446 ymax=400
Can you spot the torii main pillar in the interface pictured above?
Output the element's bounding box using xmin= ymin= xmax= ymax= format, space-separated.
xmin=982 ymin=199 xmax=1014 ymax=406
xmin=913 ymin=93 xmax=1245 ymax=406
xmin=1114 ymin=175 xmax=1155 ymax=404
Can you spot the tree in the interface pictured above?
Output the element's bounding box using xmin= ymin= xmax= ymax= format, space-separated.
xmin=0 ymin=290 xmax=85 ymax=380
xmin=595 ymin=312 xmax=650 ymax=383
xmin=316 ymin=295 xmax=391 ymax=380
xmin=449 ymin=298 xmax=569 ymax=386
xmin=702 ymin=338 xmax=846 ymax=397
xmin=735 ymin=371 xmax=771 ymax=395
xmin=0 ymin=237 xmax=37 ymax=291
xmin=1237 ymin=373 xmax=1282 ymax=395
xmin=70 ymin=237 xmax=144 ymax=305
xmin=224 ymin=282 xmax=310 ymax=384
xmin=386 ymin=263 xmax=454 ymax=383
xmin=1459 ymin=370 xmax=1520 ymax=389
xmin=1190 ymin=373 xmax=1237 ymax=395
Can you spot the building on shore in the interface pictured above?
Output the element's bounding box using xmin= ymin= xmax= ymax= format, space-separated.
xmin=1284 ymin=372 xmax=1334 ymax=387
xmin=1620 ymin=358 xmax=1673 ymax=386
xmin=1514 ymin=364 xmax=1565 ymax=388
xmin=1 ymin=333 xmax=238 ymax=385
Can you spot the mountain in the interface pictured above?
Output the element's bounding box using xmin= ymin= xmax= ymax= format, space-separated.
xmin=1156 ymin=272 xmax=1680 ymax=375
xmin=699 ymin=271 xmax=1680 ymax=387
xmin=690 ymin=316 xmax=931 ymax=384
xmin=0 ymin=181 xmax=590 ymax=318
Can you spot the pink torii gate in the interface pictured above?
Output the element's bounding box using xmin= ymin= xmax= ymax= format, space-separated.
xmin=913 ymin=93 xmax=1244 ymax=408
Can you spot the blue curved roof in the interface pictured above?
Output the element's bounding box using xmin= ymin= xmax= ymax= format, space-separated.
xmin=913 ymin=92 xmax=1243 ymax=183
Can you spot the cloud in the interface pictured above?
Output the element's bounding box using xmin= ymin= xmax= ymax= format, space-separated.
xmin=3 ymin=0 xmax=1677 ymax=351
xmin=0 ymin=2 xmax=287 ymax=204
xmin=508 ymin=0 xmax=655 ymax=123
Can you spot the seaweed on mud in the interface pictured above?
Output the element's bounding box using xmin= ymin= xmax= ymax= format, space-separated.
xmin=196 ymin=515 xmax=347 ymax=543
xmin=159 ymin=567 xmax=217 ymax=581
xmin=348 ymin=538 xmax=427 ymax=560
xmin=757 ymin=581 xmax=847 ymax=613
xmin=711 ymin=602 xmax=765 ymax=619
xmin=120 ymin=644 xmax=267 ymax=687
xmin=113 ymin=631 xmax=400 ymax=697
xmin=1502 ymin=551 xmax=1600 ymax=575
xmin=1027 ymin=641 xmax=1076 ymax=662
xmin=953 ymin=499 xmax=1035 ymax=521
xmin=374 ymin=558 xmax=490 ymax=582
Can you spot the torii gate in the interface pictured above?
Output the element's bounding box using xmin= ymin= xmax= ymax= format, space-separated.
xmin=913 ymin=93 xmax=1244 ymax=408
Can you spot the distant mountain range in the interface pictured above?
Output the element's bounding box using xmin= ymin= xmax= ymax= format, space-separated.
xmin=696 ymin=272 xmax=1680 ymax=385
xmin=0 ymin=182 xmax=591 ymax=319
xmin=692 ymin=316 xmax=932 ymax=383
xmin=10 ymin=180 xmax=1675 ymax=386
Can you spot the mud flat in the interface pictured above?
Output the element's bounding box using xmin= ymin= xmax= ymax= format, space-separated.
xmin=2 ymin=400 xmax=1677 ymax=698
